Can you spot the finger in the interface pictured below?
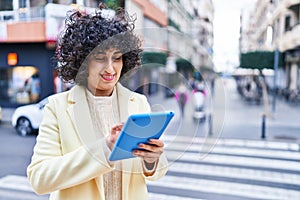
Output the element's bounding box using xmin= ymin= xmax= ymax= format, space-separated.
xmin=111 ymin=125 xmax=118 ymax=131
xmin=133 ymin=150 xmax=160 ymax=159
xmin=148 ymin=139 xmax=164 ymax=147
xmin=137 ymin=144 xmax=164 ymax=154
xmin=111 ymin=124 xmax=124 ymax=132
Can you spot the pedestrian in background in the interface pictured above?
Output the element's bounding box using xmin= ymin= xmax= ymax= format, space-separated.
xmin=27 ymin=4 xmax=168 ymax=200
xmin=175 ymin=84 xmax=188 ymax=117
xmin=24 ymin=73 xmax=41 ymax=103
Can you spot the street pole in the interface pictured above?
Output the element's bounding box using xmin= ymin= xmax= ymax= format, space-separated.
xmin=208 ymin=112 xmax=213 ymax=136
xmin=272 ymin=49 xmax=279 ymax=114
xmin=261 ymin=113 xmax=266 ymax=139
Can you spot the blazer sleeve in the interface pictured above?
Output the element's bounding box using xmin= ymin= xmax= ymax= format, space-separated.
xmin=143 ymin=153 xmax=168 ymax=181
xmin=27 ymin=96 xmax=114 ymax=195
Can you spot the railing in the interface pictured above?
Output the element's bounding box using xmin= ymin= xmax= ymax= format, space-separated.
xmin=0 ymin=6 xmax=45 ymax=22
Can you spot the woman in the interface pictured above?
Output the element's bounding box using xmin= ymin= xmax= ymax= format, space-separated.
xmin=27 ymin=5 xmax=168 ymax=200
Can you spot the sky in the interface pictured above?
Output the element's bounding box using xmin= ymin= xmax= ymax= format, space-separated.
xmin=212 ymin=0 xmax=256 ymax=72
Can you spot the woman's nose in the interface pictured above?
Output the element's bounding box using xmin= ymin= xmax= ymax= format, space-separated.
xmin=104 ymin=61 xmax=114 ymax=72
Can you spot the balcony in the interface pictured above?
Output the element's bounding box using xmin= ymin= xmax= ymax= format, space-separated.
xmin=0 ymin=6 xmax=45 ymax=43
xmin=0 ymin=3 xmax=99 ymax=43
xmin=0 ymin=7 xmax=45 ymax=22
xmin=278 ymin=23 xmax=300 ymax=51
xmin=284 ymin=0 xmax=300 ymax=8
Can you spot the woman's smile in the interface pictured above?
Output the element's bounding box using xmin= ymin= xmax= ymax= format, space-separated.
xmin=87 ymin=48 xmax=123 ymax=96
xmin=101 ymin=73 xmax=115 ymax=81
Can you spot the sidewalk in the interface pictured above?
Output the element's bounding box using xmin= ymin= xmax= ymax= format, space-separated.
xmin=1 ymin=108 xmax=15 ymax=124
xmin=147 ymin=78 xmax=300 ymax=143
xmin=215 ymin=77 xmax=300 ymax=142
xmin=2 ymin=80 xmax=299 ymax=143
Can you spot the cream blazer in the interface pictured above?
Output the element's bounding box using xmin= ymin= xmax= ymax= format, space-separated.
xmin=27 ymin=83 xmax=168 ymax=200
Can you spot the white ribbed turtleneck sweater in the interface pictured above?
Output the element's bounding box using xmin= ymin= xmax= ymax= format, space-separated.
xmin=86 ymin=88 xmax=122 ymax=200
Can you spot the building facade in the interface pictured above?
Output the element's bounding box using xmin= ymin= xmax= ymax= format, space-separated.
xmin=240 ymin=0 xmax=300 ymax=100
xmin=0 ymin=0 xmax=214 ymax=107
xmin=125 ymin=0 xmax=214 ymax=93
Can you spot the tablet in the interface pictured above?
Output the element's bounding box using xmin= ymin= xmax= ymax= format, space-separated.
xmin=109 ymin=111 xmax=174 ymax=161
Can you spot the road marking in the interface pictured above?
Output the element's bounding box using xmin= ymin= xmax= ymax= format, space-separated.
xmin=162 ymin=135 xmax=300 ymax=151
xmin=1 ymin=136 xmax=300 ymax=200
xmin=168 ymin=162 xmax=300 ymax=186
xmin=166 ymin=150 xmax=300 ymax=172
xmin=149 ymin=192 xmax=202 ymax=200
xmin=0 ymin=175 xmax=49 ymax=199
xmin=147 ymin=175 xmax=300 ymax=200
xmin=0 ymin=175 xmax=33 ymax=192
xmin=166 ymin=142 xmax=300 ymax=161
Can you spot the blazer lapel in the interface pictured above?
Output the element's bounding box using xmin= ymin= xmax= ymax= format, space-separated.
xmin=67 ymin=84 xmax=140 ymax=199
xmin=116 ymin=82 xmax=140 ymax=123
xmin=67 ymin=85 xmax=97 ymax=145
xmin=117 ymin=83 xmax=142 ymax=197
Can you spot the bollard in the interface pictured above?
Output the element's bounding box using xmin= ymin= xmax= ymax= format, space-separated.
xmin=261 ymin=113 xmax=266 ymax=139
xmin=208 ymin=113 xmax=213 ymax=136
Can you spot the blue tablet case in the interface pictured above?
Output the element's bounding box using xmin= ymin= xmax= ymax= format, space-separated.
xmin=109 ymin=111 xmax=174 ymax=161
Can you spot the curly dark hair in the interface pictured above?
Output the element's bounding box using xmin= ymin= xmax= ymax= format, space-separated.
xmin=55 ymin=6 xmax=143 ymax=86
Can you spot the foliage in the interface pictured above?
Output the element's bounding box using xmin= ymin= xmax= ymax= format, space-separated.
xmin=141 ymin=52 xmax=167 ymax=65
xmin=240 ymin=51 xmax=284 ymax=70
xmin=103 ymin=0 xmax=124 ymax=9
xmin=175 ymin=58 xmax=194 ymax=71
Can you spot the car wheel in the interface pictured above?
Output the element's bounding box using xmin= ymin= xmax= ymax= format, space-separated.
xmin=16 ymin=117 xmax=32 ymax=136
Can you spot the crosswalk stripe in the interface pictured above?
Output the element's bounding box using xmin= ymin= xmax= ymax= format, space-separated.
xmin=167 ymin=162 xmax=300 ymax=187
xmin=149 ymin=192 xmax=202 ymax=200
xmin=165 ymin=150 xmax=300 ymax=172
xmin=0 ymin=176 xmax=49 ymax=200
xmin=0 ymin=175 xmax=33 ymax=192
xmin=161 ymin=135 xmax=300 ymax=151
xmin=148 ymin=136 xmax=300 ymax=199
xmin=0 ymin=188 xmax=44 ymax=200
xmin=147 ymin=175 xmax=300 ymax=200
xmin=1 ymin=137 xmax=300 ymax=200
xmin=166 ymin=142 xmax=300 ymax=161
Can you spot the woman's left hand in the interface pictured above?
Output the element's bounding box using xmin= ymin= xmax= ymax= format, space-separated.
xmin=132 ymin=139 xmax=164 ymax=164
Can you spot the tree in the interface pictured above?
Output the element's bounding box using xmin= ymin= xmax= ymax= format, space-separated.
xmin=240 ymin=51 xmax=284 ymax=70
xmin=141 ymin=52 xmax=167 ymax=65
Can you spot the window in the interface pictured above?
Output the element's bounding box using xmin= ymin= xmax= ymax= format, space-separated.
xmin=0 ymin=66 xmax=40 ymax=104
xmin=285 ymin=15 xmax=291 ymax=32
xmin=19 ymin=0 xmax=27 ymax=8
xmin=0 ymin=0 xmax=13 ymax=11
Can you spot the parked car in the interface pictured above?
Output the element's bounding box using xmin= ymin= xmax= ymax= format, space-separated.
xmin=12 ymin=97 xmax=48 ymax=136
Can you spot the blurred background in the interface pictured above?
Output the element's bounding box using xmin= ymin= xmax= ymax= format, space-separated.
xmin=0 ymin=0 xmax=300 ymax=200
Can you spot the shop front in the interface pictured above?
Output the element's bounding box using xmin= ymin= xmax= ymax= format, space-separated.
xmin=0 ymin=43 xmax=55 ymax=107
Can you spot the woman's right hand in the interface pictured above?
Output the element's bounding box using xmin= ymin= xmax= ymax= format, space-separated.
xmin=106 ymin=124 xmax=124 ymax=150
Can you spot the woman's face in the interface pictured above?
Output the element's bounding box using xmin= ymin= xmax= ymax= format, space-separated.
xmin=87 ymin=48 xmax=123 ymax=96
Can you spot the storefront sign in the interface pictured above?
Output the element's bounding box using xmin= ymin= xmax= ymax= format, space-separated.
xmin=7 ymin=53 xmax=18 ymax=66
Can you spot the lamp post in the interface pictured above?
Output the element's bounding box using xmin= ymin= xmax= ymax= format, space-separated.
xmin=272 ymin=49 xmax=279 ymax=114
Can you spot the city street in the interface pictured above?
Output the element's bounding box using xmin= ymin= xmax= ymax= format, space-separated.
xmin=0 ymin=123 xmax=35 ymax=178
xmin=1 ymin=0 xmax=300 ymax=199
xmin=0 ymin=77 xmax=300 ymax=199
xmin=219 ymin=78 xmax=300 ymax=141
xmin=149 ymin=77 xmax=300 ymax=199
xmin=0 ymin=123 xmax=49 ymax=200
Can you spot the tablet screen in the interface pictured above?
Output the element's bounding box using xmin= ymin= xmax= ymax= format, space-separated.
xmin=109 ymin=111 xmax=174 ymax=161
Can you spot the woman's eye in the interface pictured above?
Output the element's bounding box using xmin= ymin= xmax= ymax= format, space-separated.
xmin=113 ymin=56 xmax=122 ymax=61
xmin=95 ymin=56 xmax=106 ymax=61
